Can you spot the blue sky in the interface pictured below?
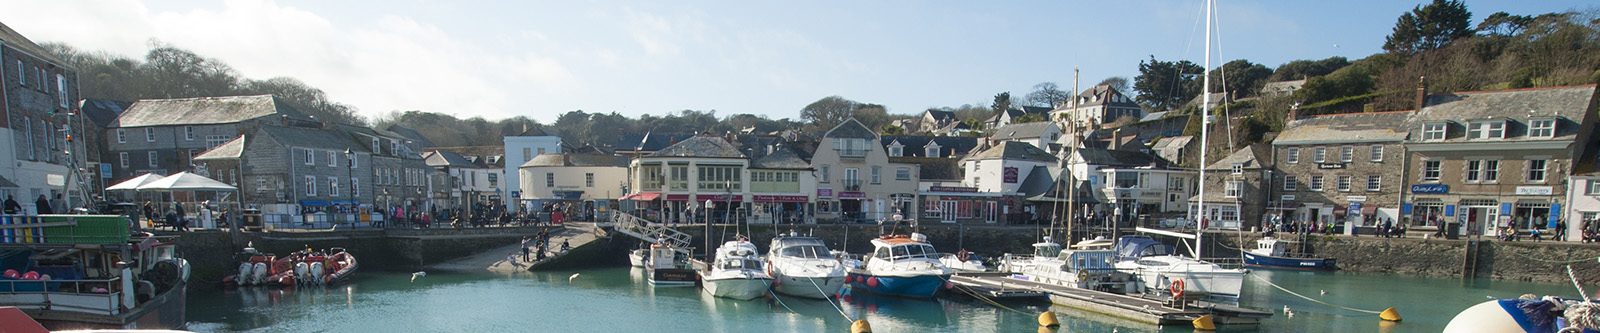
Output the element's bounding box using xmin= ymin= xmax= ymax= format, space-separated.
xmin=4 ymin=0 xmax=1593 ymax=122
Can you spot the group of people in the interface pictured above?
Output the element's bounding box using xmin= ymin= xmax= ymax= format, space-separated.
xmin=1499 ymin=220 xmax=1569 ymax=242
xmin=512 ymin=228 xmax=572 ymax=267
xmin=2 ymin=194 xmax=64 ymax=215
xmin=141 ymin=200 xmax=220 ymax=232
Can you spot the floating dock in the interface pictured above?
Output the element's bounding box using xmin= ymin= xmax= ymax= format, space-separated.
xmin=951 ymin=273 xmax=1271 ymax=327
xmin=946 ymin=272 xmax=1048 ymax=300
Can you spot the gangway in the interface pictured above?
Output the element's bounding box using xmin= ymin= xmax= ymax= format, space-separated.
xmin=610 ymin=212 xmax=693 ymax=255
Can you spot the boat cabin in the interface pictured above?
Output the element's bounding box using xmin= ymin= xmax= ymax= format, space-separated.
xmin=1114 ymin=236 xmax=1175 ymax=260
xmin=772 ymin=238 xmax=834 ymax=259
xmin=869 ymin=235 xmax=938 ymax=263
xmin=1032 ymin=238 xmax=1063 ymax=258
xmin=1057 ymin=250 xmax=1118 ymax=272
xmin=648 ymin=244 xmax=679 ymax=270
xmin=1251 ymin=238 xmax=1287 ymax=257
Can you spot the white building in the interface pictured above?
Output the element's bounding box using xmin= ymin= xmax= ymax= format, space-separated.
xmin=502 ymin=127 xmax=561 ymax=211
xmin=422 ymin=150 xmax=504 ymax=211
xmin=518 ymin=151 xmax=629 ymax=209
xmin=1567 ymin=165 xmax=1599 ymax=239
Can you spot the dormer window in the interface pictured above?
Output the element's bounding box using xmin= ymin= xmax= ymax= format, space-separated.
xmin=888 ymin=144 xmax=903 ymax=157
xmin=925 ymin=143 xmax=941 ymax=157
xmin=1422 ymin=123 xmax=1447 ymax=141
xmin=1529 ymin=118 xmax=1556 ymax=138
xmin=1467 ymin=120 xmax=1505 ymax=140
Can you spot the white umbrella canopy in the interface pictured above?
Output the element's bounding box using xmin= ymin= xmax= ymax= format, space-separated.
xmin=135 ymin=172 xmax=237 ymax=191
xmin=106 ymin=173 xmax=167 ymax=191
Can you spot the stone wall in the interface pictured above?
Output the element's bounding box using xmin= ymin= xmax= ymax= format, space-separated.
xmin=172 ymin=226 xmax=543 ymax=288
xmin=1209 ymin=232 xmax=1600 ymax=285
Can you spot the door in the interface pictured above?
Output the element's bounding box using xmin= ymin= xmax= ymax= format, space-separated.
xmin=985 ymin=201 xmax=999 ymax=223
xmin=940 ymin=200 xmax=958 ymax=223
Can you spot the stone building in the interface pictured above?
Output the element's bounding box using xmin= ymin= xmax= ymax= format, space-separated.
xmin=1401 ymin=85 xmax=1599 ymax=237
xmin=106 ymin=95 xmax=315 ymax=180
xmin=193 ymin=125 xmax=374 ymax=222
xmin=1192 ymin=145 xmax=1271 ymax=230
xmin=1272 ymin=111 xmax=1413 ymax=230
xmin=1 ymin=22 xmax=84 ymax=211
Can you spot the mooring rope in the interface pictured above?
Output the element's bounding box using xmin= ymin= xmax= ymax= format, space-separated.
xmin=804 ymin=275 xmax=853 ymax=322
xmin=1248 ymin=274 xmax=1380 ymax=314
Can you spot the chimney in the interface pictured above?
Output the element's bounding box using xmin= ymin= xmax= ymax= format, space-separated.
xmin=1286 ymin=102 xmax=1301 ymax=126
xmin=1414 ymin=75 xmax=1428 ymax=111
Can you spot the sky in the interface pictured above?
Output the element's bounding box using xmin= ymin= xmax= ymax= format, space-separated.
xmin=3 ymin=0 xmax=1594 ymax=123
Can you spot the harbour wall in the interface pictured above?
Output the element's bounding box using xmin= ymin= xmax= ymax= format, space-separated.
xmin=1207 ymin=233 xmax=1600 ymax=285
xmin=171 ymin=227 xmax=548 ymax=288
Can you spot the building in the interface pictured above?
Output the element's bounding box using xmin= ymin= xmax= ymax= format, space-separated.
xmin=1260 ymin=79 xmax=1307 ymax=97
xmin=78 ymin=99 xmax=128 ymax=195
xmin=1566 ymin=155 xmax=1599 ymax=238
xmin=614 ymin=132 xmax=696 ymax=159
xmin=1192 ymin=145 xmax=1271 ymax=230
xmin=422 ymin=149 xmax=503 ymax=213
xmin=1 ymin=22 xmax=84 ymax=212
xmin=626 ymin=134 xmax=750 ymax=224
xmin=745 ymin=144 xmax=816 ymax=224
xmin=986 ymin=106 xmax=1052 ymax=129
xmin=106 ymin=95 xmax=314 ymax=181
xmin=1272 ymin=111 xmax=1413 ymax=231
xmin=988 ymin=122 xmax=1062 ymax=154
xmin=1401 ymin=85 xmax=1599 ymax=237
xmin=193 ymin=125 xmax=373 ymax=222
xmin=911 ymin=109 xmax=961 ymax=134
xmin=502 ymin=126 xmax=561 ymax=212
xmin=809 ymin=119 xmax=919 ymax=223
xmin=1051 ymin=84 xmax=1146 ymax=129
xmin=334 ymin=124 xmax=432 ymax=215
xmin=518 ymin=149 xmax=628 ymax=220
xmin=943 ymin=141 xmax=1056 ymax=224
xmin=881 ymin=135 xmax=978 ymax=159
xmin=1065 ymin=148 xmax=1190 ymax=224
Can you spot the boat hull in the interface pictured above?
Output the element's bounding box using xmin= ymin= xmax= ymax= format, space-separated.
xmin=629 ymin=251 xmax=647 ymax=268
xmin=1242 ymin=253 xmax=1337 ymax=271
xmin=32 ymin=278 xmax=188 ymax=330
xmin=1126 ymin=268 xmax=1245 ymax=301
xmin=772 ymin=275 xmax=844 ymax=299
xmin=845 ymin=273 xmax=947 ymax=298
xmin=703 ymin=277 xmax=771 ymax=300
xmin=649 ymin=268 xmax=697 ymax=287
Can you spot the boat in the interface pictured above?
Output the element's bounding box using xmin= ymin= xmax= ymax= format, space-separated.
xmin=764 ymin=234 xmax=846 ymax=299
xmin=224 ymin=246 xmax=357 ymax=287
xmin=844 ymin=233 xmax=951 ymax=298
xmin=1000 ymin=237 xmax=1137 ymax=294
xmin=628 ymin=248 xmax=648 ymax=268
xmin=0 ymin=215 xmax=190 ymax=330
xmin=937 ymin=250 xmax=988 ymax=273
xmin=1242 ymin=237 xmax=1336 ymax=271
xmin=642 ymin=242 xmax=696 ymax=287
xmin=1112 ymin=235 xmax=1245 ymax=302
xmin=698 ymin=239 xmax=771 ymax=300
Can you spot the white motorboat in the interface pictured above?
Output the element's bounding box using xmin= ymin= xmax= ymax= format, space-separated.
xmin=628 ymin=248 xmax=647 ymax=268
xmin=1000 ymin=237 xmax=1136 ymax=294
xmin=844 ymin=233 xmax=952 ymax=298
xmin=765 ymin=234 xmax=846 ymax=299
xmin=937 ymin=250 xmax=988 ymax=273
xmin=643 ymin=242 xmax=696 ymax=287
xmin=699 ymin=239 xmax=772 ymax=300
xmin=1112 ymin=235 xmax=1245 ymax=301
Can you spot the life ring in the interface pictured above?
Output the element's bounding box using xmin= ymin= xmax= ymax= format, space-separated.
xmin=957 ymin=250 xmax=971 ymax=262
xmin=1169 ymin=279 xmax=1186 ymax=300
xmin=1076 ymin=269 xmax=1089 ymax=282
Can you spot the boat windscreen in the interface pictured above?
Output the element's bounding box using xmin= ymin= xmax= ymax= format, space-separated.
xmin=890 ymin=244 xmax=937 ymax=260
xmin=779 ymin=245 xmax=834 ymax=259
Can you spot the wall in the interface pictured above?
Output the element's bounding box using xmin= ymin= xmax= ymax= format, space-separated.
xmin=173 ymin=227 xmax=539 ymax=289
xmin=1210 ymin=233 xmax=1600 ymax=285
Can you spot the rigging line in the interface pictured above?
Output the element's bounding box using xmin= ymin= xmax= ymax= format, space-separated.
xmin=760 ymin=278 xmax=801 ymax=314
xmin=1248 ymin=274 xmax=1382 ymax=315
xmin=1166 ymin=0 xmax=1208 ymax=111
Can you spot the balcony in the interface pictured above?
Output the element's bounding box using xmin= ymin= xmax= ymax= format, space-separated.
xmin=639 ymin=182 xmax=662 ymax=191
xmin=842 ymin=179 xmax=862 ymax=192
xmin=837 ymin=148 xmax=869 ymax=158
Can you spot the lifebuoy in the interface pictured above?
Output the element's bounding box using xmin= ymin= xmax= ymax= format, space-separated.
xmin=1076 ymin=269 xmax=1089 ymax=282
xmin=957 ymin=250 xmax=971 ymax=262
xmin=1169 ymin=279 xmax=1186 ymax=300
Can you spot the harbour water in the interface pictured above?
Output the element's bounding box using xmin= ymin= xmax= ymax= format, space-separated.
xmin=185 ymin=266 xmax=1578 ymax=332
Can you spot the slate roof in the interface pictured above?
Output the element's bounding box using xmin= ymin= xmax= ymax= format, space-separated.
xmin=749 ymin=145 xmax=811 ymax=169
xmin=1204 ymin=144 xmax=1271 ymax=170
xmin=924 ymin=109 xmax=957 ymax=122
xmin=79 ymin=99 xmax=130 ymax=128
xmin=890 ymin=157 xmax=961 ymax=180
xmin=423 ymin=150 xmax=479 ymax=168
xmin=650 ymin=135 xmax=746 ymax=158
xmin=1016 ymin=165 xmax=1055 ymax=197
xmin=1410 ymin=85 xmax=1597 ymax=143
xmin=881 ymin=135 xmax=979 ymax=158
xmin=511 ymin=125 xmax=553 ymax=137
xmin=965 ymin=141 xmax=1056 ymax=162
xmin=114 ymin=95 xmax=311 ymax=128
xmin=258 ymin=125 xmax=369 ymax=153
xmin=614 ymin=132 xmax=697 ymax=152
xmin=990 ymin=122 xmax=1059 ymax=141
xmin=1074 ymin=148 xmax=1163 ymax=168
xmin=193 ymin=135 xmax=246 ymax=160
xmin=823 ymin=118 xmax=877 ymax=140
xmin=0 ymin=22 xmax=73 ymax=69
xmin=1151 ymin=136 xmax=1194 ymax=163
xmin=1071 ymin=84 xmax=1140 ymax=108
xmin=1274 ymin=110 xmax=1414 ymax=145
xmin=520 ymin=152 xmax=628 ymax=168
xmin=384 ymin=124 xmax=434 ymax=147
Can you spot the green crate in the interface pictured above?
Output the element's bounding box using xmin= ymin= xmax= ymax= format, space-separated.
xmin=41 ymin=215 xmax=131 ymax=245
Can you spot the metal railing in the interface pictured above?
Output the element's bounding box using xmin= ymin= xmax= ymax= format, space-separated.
xmin=0 ymin=277 xmax=123 ymax=315
xmin=611 ymin=211 xmax=693 ymax=255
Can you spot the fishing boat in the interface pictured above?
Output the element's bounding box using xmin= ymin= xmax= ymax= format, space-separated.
xmin=698 ymin=239 xmax=771 ymax=300
xmin=0 ymin=215 xmax=189 ymax=330
xmin=937 ymin=250 xmax=988 ymax=273
xmin=628 ymin=248 xmax=648 ymax=268
xmin=1242 ymin=237 xmax=1336 ymax=271
xmin=643 ymin=242 xmax=696 ymax=287
xmin=764 ymin=233 xmax=846 ymax=299
xmin=844 ymin=233 xmax=951 ymax=298
xmin=1113 ymin=235 xmax=1245 ymax=302
xmin=1000 ymin=237 xmax=1136 ymax=294
xmin=224 ymin=246 xmax=357 ymax=287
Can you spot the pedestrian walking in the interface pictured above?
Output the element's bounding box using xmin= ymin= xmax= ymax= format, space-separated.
xmin=34 ymin=195 xmax=52 ymax=214
xmin=3 ymin=195 xmax=20 ymax=214
xmin=521 ymin=236 xmax=532 ymax=262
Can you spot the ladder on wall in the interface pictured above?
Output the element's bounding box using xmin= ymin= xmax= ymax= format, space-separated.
xmin=1462 ymin=239 xmax=1480 ymax=279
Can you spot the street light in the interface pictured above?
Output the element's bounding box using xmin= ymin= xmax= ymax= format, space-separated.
xmin=344 ymin=148 xmax=354 ymax=223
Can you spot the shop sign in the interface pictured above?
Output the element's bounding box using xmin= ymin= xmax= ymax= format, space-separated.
xmin=1410 ymin=184 xmax=1449 ymax=194
xmin=1346 ymin=196 xmax=1367 ymax=202
xmin=1514 ymin=186 xmax=1553 ymax=196
xmin=838 ymin=192 xmax=865 ymax=199
xmin=665 ymin=194 xmax=691 ymax=201
xmin=1317 ymin=163 xmax=1346 ymax=169
xmin=817 ymin=188 xmax=833 ymax=198
xmin=1280 ymin=195 xmax=1296 ymax=201
xmin=929 ymin=186 xmax=978 ymax=193
xmin=753 ymin=195 xmax=808 ymax=203
xmin=1003 ymin=167 xmax=1019 ymax=183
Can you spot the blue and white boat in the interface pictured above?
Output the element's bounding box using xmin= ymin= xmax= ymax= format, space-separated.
xmin=1242 ymin=237 xmax=1337 ymax=271
xmin=844 ymin=233 xmax=951 ymax=298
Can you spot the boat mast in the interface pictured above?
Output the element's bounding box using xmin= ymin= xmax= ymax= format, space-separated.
xmin=1195 ymin=0 xmax=1213 ymax=259
xmin=1066 ymin=67 xmax=1079 ymax=246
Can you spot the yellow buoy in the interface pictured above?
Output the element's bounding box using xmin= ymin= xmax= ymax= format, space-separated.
xmin=1038 ymin=311 xmax=1060 ymax=328
xmin=1192 ymin=314 xmax=1217 ymax=331
xmin=851 ymin=319 xmax=872 ymax=333
xmin=1380 ymin=307 xmax=1402 ymax=322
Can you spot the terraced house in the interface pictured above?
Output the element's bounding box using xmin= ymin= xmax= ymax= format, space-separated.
xmin=0 ymin=22 xmax=83 ymax=211
xmin=106 ymin=95 xmax=315 ymax=180
xmin=809 ymin=119 xmax=919 ymax=223
xmin=1272 ymin=110 xmax=1412 ymax=231
xmin=194 ymin=125 xmax=374 ymax=223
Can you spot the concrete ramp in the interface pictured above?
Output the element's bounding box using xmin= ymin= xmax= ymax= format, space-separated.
xmin=426 ymin=224 xmax=604 ymax=274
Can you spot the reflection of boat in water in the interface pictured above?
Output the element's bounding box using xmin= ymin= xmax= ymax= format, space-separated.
xmin=1242 ymin=237 xmax=1336 ymax=271
xmin=844 ymin=233 xmax=951 ymax=299
xmin=765 ymin=234 xmax=845 ymax=299
xmin=838 ymin=291 xmax=950 ymax=325
xmin=0 ymin=215 xmax=190 ymax=330
xmin=699 ymin=239 xmax=770 ymax=300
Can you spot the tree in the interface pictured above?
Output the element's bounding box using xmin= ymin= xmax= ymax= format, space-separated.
xmin=1382 ymin=0 xmax=1473 ymax=55
xmin=879 ymin=124 xmax=905 ymax=136
xmin=799 ymin=96 xmax=857 ymax=132
xmin=240 ymin=77 xmax=364 ymax=125
xmin=1268 ymin=56 xmax=1350 ymax=81
xmin=1210 ymin=59 xmax=1273 ymax=98
xmin=1133 ymin=55 xmax=1204 ymax=111
xmin=1097 ymin=77 xmax=1131 ymax=94
xmin=1012 ymin=113 xmax=1046 ymax=124
xmin=1477 ymin=11 xmax=1534 ymax=36
xmin=1024 ymin=82 xmax=1070 ymax=108
xmin=990 ymin=92 xmax=1013 ymax=121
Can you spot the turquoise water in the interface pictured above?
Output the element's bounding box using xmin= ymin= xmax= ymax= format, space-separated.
xmin=185 ymin=266 xmax=1579 ymax=332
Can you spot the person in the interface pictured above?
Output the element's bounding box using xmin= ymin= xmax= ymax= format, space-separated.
xmin=3 ymin=195 xmax=20 ymax=214
xmin=560 ymin=239 xmax=571 ymax=253
xmin=200 ymin=201 xmax=215 ymax=229
xmin=521 ymin=236 xmax=532 ymax=262
xmin=535 ymin=243 xmax=547 ymax=261
xmin=506 ymin=252 xmax=525 ymax=268
xmin=1531 ymin=228 xmax=1543 ymax=242
xmin=34 ymin=195 xmax=52 ymax=214
xmin=49 ymin=194 xmax=64 ymax=214
xmin=1383 ymin=218 xmax=1394 ymax=239
xmin=1555 ymin=220 xmax=1567 ymax=242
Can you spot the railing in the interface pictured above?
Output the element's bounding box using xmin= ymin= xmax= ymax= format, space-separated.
xmin=0 ymin=277 xmax=123 ymax=316
xmin=837 ymin=149 xmax=869 ymax=158
xmin=611 ymin=211 xmax=693 ymax=255
xmin=842 ymin=179 xmax=862 ymax=192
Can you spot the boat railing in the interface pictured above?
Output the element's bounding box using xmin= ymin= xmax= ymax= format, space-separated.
xmin=0 ymin=277 xmax=125 ymax=316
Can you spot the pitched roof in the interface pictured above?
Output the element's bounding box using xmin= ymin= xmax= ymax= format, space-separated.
xmin=924 ymin=109 xmax=957 ymax=121
xmin=193 ymin=135 xmax=246 ymax=160
xmin=114 ymin=95 xmax=310 ymax=128
xmin=615 ymin=132 xmax=697 ymax=152
xmin=823 ymin=118 xmax=877 ymax=140
xmin=423 ymin=150 xmax=478 ymax=168
xmin=749 ymin=145 xmax=811 ymax=169
xmin=383 ymin=124 xmax=434 ymax=147
xmin=258 ymin=125 xmax=369 ymax=153
xmin=650 ymin=135 xmax=745 ymax=158
xmin=881 ymin=135 xmax=979 ymax=158
xmin=990 ymin=122 xmax=1059 ymax=141
xmin=1151 ymin=136 xmax=1194 ymax=163
xmin=0 ymin=22 xmax=73 ymax=69
xmin=519 ymin=152 xmax=627 ymax=168
xmin=1075 ymin=148 xmax=1162 ymax=167
xmin=1411 ymin=85 xmax=1597 ymax=143
xmin=1274 ymin=111 xmax=1414 ymax=145
xmin=79 ymin=99 xmax=130 ymax=128
xmin=1069 ymin=84 xmax=1140 ymax=108
xmin=1204 ymin=145 xmax=1271 ymax=170
xmin=891 ymin=157 xmax=960 ymax=180
xmin=965 ymin=141 xmax=1056 ymax=162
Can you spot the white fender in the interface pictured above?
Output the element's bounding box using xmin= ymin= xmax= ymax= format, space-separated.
xmin=310 ymin=262 xmax=325 ymax=285
xmin=179 ymin=259 xmax=191 ymax=283
xmin=238 ymin=263 xmax=254 ymax=285
xmin=1443 ymin=300 xmax=1524 ymax=333
xmin=251 ymin=262 xmax=268 ymax=285
xmin=294 ymin=262 xmax=309 ymax=285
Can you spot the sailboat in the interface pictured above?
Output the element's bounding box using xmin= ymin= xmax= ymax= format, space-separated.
xmin=1112 ymin=0 xmax=1247 ymax=303
xmin=699 ymin=237 xmax=772 ymax=300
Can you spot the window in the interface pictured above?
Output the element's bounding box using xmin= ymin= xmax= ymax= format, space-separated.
xmin=1283 ymin=176 xmax=1297 ymax=191
xmin=147 ymin=151 xmax=158 ymax=168
xmin=1309 ymin=175 xmax=1324 ymax=191
xmin=328 ymin=151 xmax=337 ymax=167
xmin=1466 ymin=160 xmax=1482 ymax=182
xmin=56 ymin=74 xmax=68 ymax=108
xmin=349 ymin=154 xmax=357 ymax=169
xmin=819 ymin=165 xmax=830 ymax=183
xmin=546 ymin=173 xmax=555 ymax=187
xmin=115 ymin=128 xmax=126 ymax=143
xmin=145 ymin=128 xmax=155 ymax=142
xmin=1588 ymin=180 xmax=1600 ymax=196
xmin=23 ymin=117 xmax=33 ymax=160
xmin=585 ymin=173 xmax=595 ymax=187
xmin=925 ymin=145 xmax=940 ymax=157
xmin=896 ymin=167 xmax=911 ymax=181
xmin=329 ymin=177 xmax=340 ymax=196
xmin=1337 ymin=175 xmax=1352 ymax=192
xmin=1370 ymin=145 xmax=1384 ymax=162
xmin=1527 ymin=159 xmax=1547 ymax=183
xmin=537 ymin=148 xmax=546 ymax=155
xmin=351 ymin=178 xmax=360 ymax=197
xmin=372 ymin=138 xmax=382 ymax=155
xmin=522 ymin=148 xmax=531 ymax=161
xmin=14 ymin=61 xmax=22 ymax=87
xmin=1484 ymin=160 xmax=1499 ymax=182
xmin=1313 ymin=147 xmax=1326 ymax=163
xmin=1231 ymin=163 xmax=1243 ymax=175
xmin=305 ymin=176 xmax=317 ymax=196
xmin=206 ymin=135 xmax=230 ymax=148
xmin=1340 ymin=146 xmax=1353 ymax=162
xmin=1225 ymin=181 xmax=1240 ymax=198
xmin=184 ymin=126 xmax=195 ymax=141
xmin=1366 ymin=175 xmax=1381 ymax=192
xmin=119 ymin=152 xmax=129 ymax=168
xmin=1169 ymin=177 xmax=1185 ymax=191
xmin=1423 ymin=123 xmax=1447 ymax=141
xmin=1422 ymin=160 xmax=1441 ymax=181
xmin=871 ymin=166 xmax=881 ymax=184
xmin=1530 ymin=119 xmax=1556 ymax=138
xmin=889 ymin=146 xmax=903 ymax=157
xmin=1467 ymin=120 xmax=1505 ymax=139
xmin=304 ymin=149 xmax=315 ymax=165
xmin=1286 ymin=148 xmax=1299 ymax=164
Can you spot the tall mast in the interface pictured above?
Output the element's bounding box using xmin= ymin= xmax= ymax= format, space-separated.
xmin=1065 ymin=67 xmax=1079 ymax=245
xmin=1195 ymin=0 xmax=1213 ymax=259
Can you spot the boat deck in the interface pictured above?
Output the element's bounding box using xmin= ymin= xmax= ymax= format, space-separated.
xmin=951 ymin=272 xmax=1271 ymax=327
xmin=946 ymin=273 xmax=1048 ymax=300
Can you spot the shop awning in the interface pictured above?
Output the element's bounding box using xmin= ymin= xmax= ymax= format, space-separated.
xmin=1361 ymin=204 xmax=1378 ymax=215
xmin=625 ymin=192 xmax=661 ymax=201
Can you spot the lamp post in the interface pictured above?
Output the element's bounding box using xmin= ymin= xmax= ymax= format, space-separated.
xmin=344 ymin=148 xmax=355 ymax=224
xmin=704 ymin=199 xmax=714 ymax=261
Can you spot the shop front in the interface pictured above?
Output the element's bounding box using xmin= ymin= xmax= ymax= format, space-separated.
xmin=752 ymin=194 xmax=809 ymax=224
xmin=917 ymin=187 xmax=1001 ymax=224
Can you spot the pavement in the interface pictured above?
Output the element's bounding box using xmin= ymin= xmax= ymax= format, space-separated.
xmin=426 ymin=223 xmax=603 ymax=274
